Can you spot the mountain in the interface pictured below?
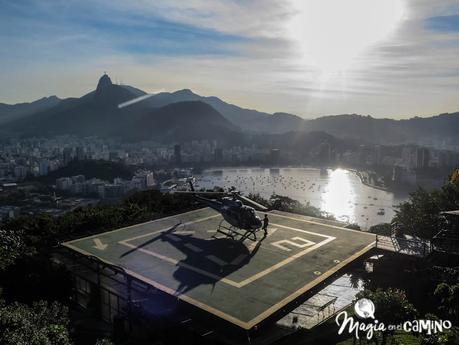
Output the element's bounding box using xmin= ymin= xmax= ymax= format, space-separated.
xmin=125 ymin=100 xmax=241 ymax=143
xmin=0 ymin=96 xmax=61 ymax=124
xmin=120 ymin=84 xmax=147 ymax=97
xmin=139 ymin=88 xmax=459 ymax=146
xmin=3 ymin=75 xmax=241 ymax=143
xmin=1 ymin=81 xmax=302 ymax=136
xmin=5 ymin=75 xmax=152 ymax=137
xmin=2 ymin=74 xmax=459 ymax=148
xmin=303 ymin=113 xmax=459 ymax=147
xmin=251 ymin=130 xmax=344 ymax=150
xmin=138 ymin=88 xmax=305 ymax=134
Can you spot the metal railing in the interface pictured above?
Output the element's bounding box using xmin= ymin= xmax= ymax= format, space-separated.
xmin=375 ymin=235 xmax=432 ymax=257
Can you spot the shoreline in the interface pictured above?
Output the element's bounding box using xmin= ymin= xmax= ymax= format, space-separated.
xmin=348 ymin=169 xmax=390 ymax=192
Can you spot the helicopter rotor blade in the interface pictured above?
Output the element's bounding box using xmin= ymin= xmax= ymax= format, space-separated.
xmin=236 ymin=194 xmax=269 ymax=211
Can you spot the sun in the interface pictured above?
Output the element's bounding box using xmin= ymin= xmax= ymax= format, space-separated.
xmin=288 ymin=0 xmax=406 ymax=73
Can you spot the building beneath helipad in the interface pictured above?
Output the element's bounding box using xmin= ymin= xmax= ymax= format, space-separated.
xmin=60 ymin=208 xmax=376 ymax=343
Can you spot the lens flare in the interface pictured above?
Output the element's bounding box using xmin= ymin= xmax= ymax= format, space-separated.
xmin=288 ymin=0 xmax=406 ymax=72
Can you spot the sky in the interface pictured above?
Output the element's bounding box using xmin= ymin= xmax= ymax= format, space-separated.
xmin=1 ymin=0 xmax=459 ymax=119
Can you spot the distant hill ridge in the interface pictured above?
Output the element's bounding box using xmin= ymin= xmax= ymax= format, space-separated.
xmin=1 ymin=74 xmax=458 ymax=147
xmin=2 ymin=75 xmax=243 ymax=143
xmin=0 ymin=96 xmax=61 ymax=125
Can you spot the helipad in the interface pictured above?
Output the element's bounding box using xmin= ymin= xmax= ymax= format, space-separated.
xmin=63 ymin=208 xmax=375 ymax=330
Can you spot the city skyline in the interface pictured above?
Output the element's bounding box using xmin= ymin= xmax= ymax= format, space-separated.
xmin=1 ymin=1 xmax=459 ymax=119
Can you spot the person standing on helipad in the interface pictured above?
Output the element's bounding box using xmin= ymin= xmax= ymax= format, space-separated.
xmin=262 ymin=214 xmax=269 ymax=235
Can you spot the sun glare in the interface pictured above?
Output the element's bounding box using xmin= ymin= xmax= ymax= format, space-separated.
xmin=321 ymin=168 xmax=355 ymax=222
xmin=289 ymin=0 xmax=406 ymax=73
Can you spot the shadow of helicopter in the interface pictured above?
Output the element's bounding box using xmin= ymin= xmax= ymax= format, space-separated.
xmin=121 ymin=223 xmax=266 ymax=295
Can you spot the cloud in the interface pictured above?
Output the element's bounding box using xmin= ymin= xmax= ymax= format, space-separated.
xmin=0 ymin=0 xmax=459 ymax=119
xmin=99 ymin=0 xmax=292 ymax=38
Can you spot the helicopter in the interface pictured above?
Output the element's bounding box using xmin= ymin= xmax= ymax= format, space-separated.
xmin=172 ymin=180 xmax=269 ymax=241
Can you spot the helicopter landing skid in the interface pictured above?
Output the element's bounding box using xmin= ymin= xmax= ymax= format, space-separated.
xmin=216 ymin=219 xmax=258 ymax=242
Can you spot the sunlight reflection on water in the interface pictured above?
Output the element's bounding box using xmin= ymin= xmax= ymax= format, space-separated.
xmin=321 ymin=168 xmax=355 ymax=222
xmin=196 ymin=167 xmax=408 ymax=228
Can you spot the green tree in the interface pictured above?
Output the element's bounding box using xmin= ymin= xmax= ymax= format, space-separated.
xmin=0 ymin=189 xmax=196 ymax=302
xmin=420 ymin=314 xmax=459 ymax=345
xmin=0 ymin=228 xmax=25 ymax=271
xmin=392 ymin=188 xmax=443 ymax=239
xmin=248 ymin=194 xmax=330 ymax=219
xmin=269 ymin=194 xmax=320 ymax=216
xmin=0 ymin=300 xmax=71 ymax=345
xmin=369 ymin=223 xmax=392 ymax=236
xmin=356 ymin=288 xmax=417 ymax=345
xmin=392 ymin=181 xmax=459 ymax=239
xmin=432 ymin=327 xmax=459 ymax=345
xmin=434 ymin=283 xmax=459 ymax=323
